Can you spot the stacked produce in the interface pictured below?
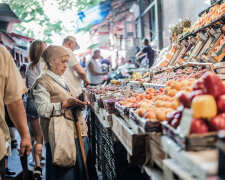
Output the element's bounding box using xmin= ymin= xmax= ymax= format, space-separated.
xmin=191 ymin=3 xmax=225 ymax=32
xmin=151 ymin=66 xmax=209 ymax=85
xmin=167 ymin=72 xmax=225 ymax=134
xmin=169 ymin=19 xmax=191 ymax=39
xmin=118 ymin=88 xmax=163 ymax=109
xmin=133 ymin=78 xmax=196 ymax=122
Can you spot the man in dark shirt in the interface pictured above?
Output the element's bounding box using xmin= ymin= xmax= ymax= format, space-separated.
xmin=136 ymin=38 xmax=155 ymax=68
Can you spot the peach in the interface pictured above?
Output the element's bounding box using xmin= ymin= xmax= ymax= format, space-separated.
xmin=171 ymin=100 xmax=180 ymax=110
xmin=155 ymin=109 xmax=166 ymax=121
xmin=163 ymin=102 xmax=171 ymax=108
xmin=167 ymin=80 xmax=175 ymax=87
xmin=185 ymin=86 xmax=192 ymax=92
xmin=155 ymin=100 xmax=164 ymax=107
xmin=145 ymin=111 xmax=156 ymax=120
xmin=168 ymin=89 xmax=178 ymax=97
xmin=165 ymin=86 xmax=171 ymax=95
xmin=138 ymin=108 xmax=146 ymax=117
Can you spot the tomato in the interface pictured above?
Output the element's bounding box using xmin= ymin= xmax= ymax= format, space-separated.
xmin=210 ymin=113 xmax=225 ymax=131
xmin=190 ymin=118 xmax=209 ymax=134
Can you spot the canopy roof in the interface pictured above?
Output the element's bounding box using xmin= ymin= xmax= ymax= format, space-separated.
xmin=0 ymin=3 xmax=20 ymax=23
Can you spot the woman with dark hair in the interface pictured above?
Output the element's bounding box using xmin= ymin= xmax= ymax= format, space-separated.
xmin=25 ymin=40 xmax=46 ymax=179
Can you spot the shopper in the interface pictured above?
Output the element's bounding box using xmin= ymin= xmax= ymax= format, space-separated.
xmin=80 ymin=56 xmax=87 ymax=69
xmin=25 ymin=40 xmax=46 ymax=179
xmin=62 ymin=36 xmax=90 ymax=96
xmin=32 ymin=45 xmax=98 ymax=180
xmin=136 ymin=38 xmax=155 ymax=68
xmin=0 ymin=45 xmax=32 ymax=180
xmin=86 ymin=49 xmax=108 ymax=85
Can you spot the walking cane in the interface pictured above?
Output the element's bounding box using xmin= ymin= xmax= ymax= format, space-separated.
xmin=72 ymin=94 xmax=90 ymax=180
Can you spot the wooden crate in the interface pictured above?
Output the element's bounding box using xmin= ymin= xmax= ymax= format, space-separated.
xmin=163 ymin=159 xmax=195 ymax=180
xmin=162 ymin=136 xmax=218 ymax=179
xmin=112 ymin=114 xmax=146 ymax=156
xmin=162 ymin=121 xmax=217 ymax=151
xmin=145 ymin=133 xmax=166 ymax=170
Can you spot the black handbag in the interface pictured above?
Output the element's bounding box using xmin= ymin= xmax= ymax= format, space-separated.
xmin=12 ymin=155 xmax=34 ymax=180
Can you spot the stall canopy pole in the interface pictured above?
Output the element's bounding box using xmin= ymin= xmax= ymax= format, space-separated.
xmin=138 ymin=0 xmax=144 ymax=45
xmin=155 ymin=0 xmax=163 ymax=49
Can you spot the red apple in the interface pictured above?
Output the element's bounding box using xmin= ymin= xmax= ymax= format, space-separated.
xmin=203 ymin=72 xmax=225 ymax=98
xmin=210 ymin=113 xmax=225 ymax=131
xmin=192 ymin=79 xmax=205 ymax=92
xmin=190 ymin=118 xmax=209 ymax=134
xmin=217 ymin=95 xmax=225 ymax=113
xmin=176 ymin=91 xmax=190 ymax=108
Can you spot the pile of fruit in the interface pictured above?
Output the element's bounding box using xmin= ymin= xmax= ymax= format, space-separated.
xmin=134 ymin=78 xmax=197 ymax=121
xmin=213 ymin=35 xmax=225 ymax=53
xmin=151 ymin=67 xmax=209 ymax=85
xmin=167 ymin=72 xmax=225 ymax=134
xmin=191 ymin=3 xmax=225 ymax=32
xmin=118 ymin=88 xmax=163 ymax=108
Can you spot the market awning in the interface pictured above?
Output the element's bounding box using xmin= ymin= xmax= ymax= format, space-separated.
xmin=0 ymin=29 xmax=15 ymax=49
xmin=10 ymin=32 xmax=34 ymax=42
xmin=75 ymin=1 xmax=111 ymax=32
xmin=0 ymin=3 xmax=20 ymax=23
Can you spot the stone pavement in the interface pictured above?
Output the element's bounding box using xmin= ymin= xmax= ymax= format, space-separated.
xmin=7 ymin=130 xmax=46 ymax=180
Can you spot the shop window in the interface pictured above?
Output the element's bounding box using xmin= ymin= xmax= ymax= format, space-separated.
xmin=142 ymin=0 xmax=156 ymax=41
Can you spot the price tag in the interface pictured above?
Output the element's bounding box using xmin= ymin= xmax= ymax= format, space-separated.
xmin=177 ymin=108 xmax=193 ymax=137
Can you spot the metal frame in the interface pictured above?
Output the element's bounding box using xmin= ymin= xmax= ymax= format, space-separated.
xmin=138 ymin=0 xmax=163 ymax=49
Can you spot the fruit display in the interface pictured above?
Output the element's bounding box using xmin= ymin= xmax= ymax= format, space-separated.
xmin=211 ymin=34 xmax=225 ymax=62
xmin=191 ymin=3 xmax=225 ymax=32
xmin=132 ymin=78 xmax=196 ymax=123
xmin=166 ymin=72 xmax=225 ymax=134
xmin=118 ymin=87 xmax=164 ymax=109
xmin=150 ymin=66 xmax=210 ymax=85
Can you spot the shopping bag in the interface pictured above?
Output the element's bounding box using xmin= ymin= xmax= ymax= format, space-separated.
xmin=12 ymin=155 xmax=34 ymax=180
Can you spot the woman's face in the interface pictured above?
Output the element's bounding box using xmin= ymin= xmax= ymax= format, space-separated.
xmin=49 ymin=55 xmax=69 ymax=76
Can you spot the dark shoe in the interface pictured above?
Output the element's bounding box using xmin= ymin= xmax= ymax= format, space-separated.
xmin=5 ymin=168 xmax=16 ymax=178
xmin=11 ymin=140 xmax=18 ymax=148
xmin=34 ymin=166 xmax=42 ymax=180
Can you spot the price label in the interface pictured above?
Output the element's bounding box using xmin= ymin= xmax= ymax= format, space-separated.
xmin=177 ymin=108 xmax=193 ymax=137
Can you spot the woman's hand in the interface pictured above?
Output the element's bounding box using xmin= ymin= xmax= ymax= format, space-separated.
xmin=62 ymin=98 xmax=88 ymax=109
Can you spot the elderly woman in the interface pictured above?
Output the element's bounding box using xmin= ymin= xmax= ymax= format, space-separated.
xmin=32 ymin=45 xmax=97 ymax=180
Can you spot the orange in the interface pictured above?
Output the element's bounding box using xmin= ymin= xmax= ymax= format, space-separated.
xmin=185 ymin=86 xmax=192 ymax=92
xmin=155 ymin=95 xmax=161 ymax=101
xmin=155 ymin=100 xmax=164 ymax=107
xmin=172 ymin=81 xmax=182 ymax=91
xmin=171 ymin=100 xmax=180 ymax=110
xmin=167 ymin=80 xmax=175 ymax=87
xmin=140 ymin=94 xmax=145 ymax=100
xmin=145 ymin=94 xmax=151 ymax=100
xmin=155 ymin=109 xmax=166 ymax=121
xmin=168 ymin=89 xmax=177 ymax=97
xmin=138 ymin=108 xmax=146 ymax=117
xmin=165 ymin=86 xmax=171 ymax=95
xmin=149 ymin=88 xmax=155 ymax=93
xmin=145 ymin=111 xmax=156 ymax=120
xmin=163 ymin=102 xmax=171 ymax=108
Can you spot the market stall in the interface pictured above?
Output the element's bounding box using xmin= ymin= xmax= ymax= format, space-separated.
xmin=86 ymin=1 xmax=225 ymax=180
